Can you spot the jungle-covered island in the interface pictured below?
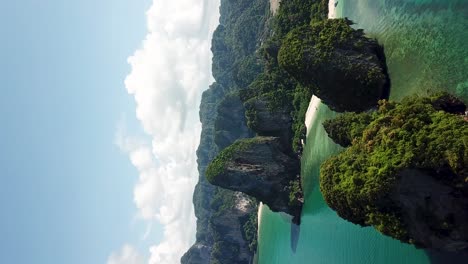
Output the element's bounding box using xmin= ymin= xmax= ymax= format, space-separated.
xmin=182 ymin=0 xmax=468 ymax=263
xmin=321 ymin=93 xmax=468 ymax=251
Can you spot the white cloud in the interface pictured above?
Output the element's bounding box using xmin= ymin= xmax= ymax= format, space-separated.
xmin=110 ymin=0 xmax=221 ymax=263
xmin=107 ymin=244 xmax=145 ymax=264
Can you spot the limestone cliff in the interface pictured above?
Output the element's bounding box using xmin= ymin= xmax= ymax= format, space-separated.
xmin=182 ymin=0 xmax=271 ymax=262
xmin=244 ymin=94 xmax=293 ymax=144
xmin=321 ymin=93 xmax=468 ymax=251
xmin=182 ymin=78 xmax=258 ymax=264
xmin=205 ymin=0 xmax=336 ymax=224
xmin=278 ymin=18 xmax=390 ymax=112
xmin=206 ymin=137 xmax=302 ymax=224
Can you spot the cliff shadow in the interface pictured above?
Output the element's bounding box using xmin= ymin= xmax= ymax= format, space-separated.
xmin=426 ymin=249 xmax=468 ymax=264
xmin=290 ymin=222 xmax=301 ymax=253
xmin=375 ymin=44 xmax=391 ymax=101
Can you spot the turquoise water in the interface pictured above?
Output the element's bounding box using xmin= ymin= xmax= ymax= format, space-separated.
xmin=341 ymin=0 xmax=468 ymax=101
xmin=257 ymin=1 xmax=467 ymax=263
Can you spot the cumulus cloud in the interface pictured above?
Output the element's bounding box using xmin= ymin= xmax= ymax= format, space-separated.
xmin=110 ymin=0 xmax=220 ymax=263
xmin=107 ymin=244 xmax=145 ymax=264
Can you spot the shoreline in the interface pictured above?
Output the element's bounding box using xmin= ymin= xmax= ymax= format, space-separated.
xmin=258 ymin=0 xmax=337 ymax=226
xmin=328 ymin=0 xmax=338 ymax=19
xmin=304 ymin=95 xmax=322 ymax=133
xmin=257 ymin=202 xmax=263 ymax=224
xmin=256 ymin=1 xmax=337 ymax=261
xmin=304 ymin=0 xmax=337 ymax=134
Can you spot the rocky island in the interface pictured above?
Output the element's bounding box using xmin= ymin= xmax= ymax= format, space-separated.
xmin=278 ymin=18 xmax=390 ymax=112
xmin=321 ymin=93 xmax=468 ymax=251
xmin=204 ymin=0 xmax=393 ymax=223
xmin=206 ymin=137 xmax=303 ymax=224
xmin=184 ymin=0 xmax=468 ymax=263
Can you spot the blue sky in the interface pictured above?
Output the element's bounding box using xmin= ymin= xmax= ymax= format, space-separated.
xmin=1 ymin=0 xmax=222 ymax=263
xmin=0 ymin=0 xmax=222 ymax=263
xmin=0 ymin=0 xmax=154 ymax=263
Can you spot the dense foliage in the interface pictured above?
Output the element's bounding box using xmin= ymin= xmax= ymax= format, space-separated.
xmin=323 ymin=111 xmax=375 ymax=147
xmin=278 ymin=19 xmax=388 ymax=112
xmin=211 ymin=0 xmax=269 ymax=89
xmin=206 ymin=138 xmax=258 ymax=183
xmin=274 ymin=0 xmax=328 ymax=36
xmin=239 ymin=0 xmax=329 ymax=153
xmin=209 ymin=188 xmax=258 ymax=264
xmin=291 ymin=85 xmax=313 ymax=152
xmin=320 ymin=93 xmax=467 ymax=243
xmin=242 ymin=209 xmax=259 ymax=252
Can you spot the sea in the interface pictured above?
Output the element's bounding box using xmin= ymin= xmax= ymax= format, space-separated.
xmin=257 ymin=0 xmax=468 ymax=263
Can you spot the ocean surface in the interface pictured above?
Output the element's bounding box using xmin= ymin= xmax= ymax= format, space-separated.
xmin=257 ymin=0 xmax=468 ymax=263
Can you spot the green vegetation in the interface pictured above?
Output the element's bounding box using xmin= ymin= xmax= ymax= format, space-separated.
xmin=209 ymin=189 xmax=241 ymax=264
xmin=288 ymin=180 xmax=302 ymax=207
xmin=323 ymin=111 xmax=375 ymax=147
xmin=278 ymin=18 xmax=388 ymax=112
xmin=194 ymin=0 xmax=390 ymax=260
xmin=274 ymin=0 xmax=328 ymax=37
xmin=194 ymin=0 xmax=467 ymax=258
xmin=209 ymin=188 xmax=258 ymax=261
xmin=206 ymin=138 xmax=258 ymax=183
xmin=238 ymin=0 xmax=329 ymax=153
xmin=186 ymin=0 xmax=269 ymax=262
xmin=320 ymin=93 xmax=467 ymax=243
xmin=291 ymin=85 xmax=313 ymax=152
xmin=214 ymin=92 xmax=254 ymax=149
xmin=242 ymin=209 xmax=259 ymax=252
xmin=211 ymin=0 xmax=268 ymax=89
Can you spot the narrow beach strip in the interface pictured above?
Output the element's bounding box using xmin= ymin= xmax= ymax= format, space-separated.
xmin=304 ymin=95 xmax=322 ymax=133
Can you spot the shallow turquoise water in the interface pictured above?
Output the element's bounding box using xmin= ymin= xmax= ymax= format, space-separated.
xmin=257 ymin=0 xmax=467 ymax=263
xmin=341 ymin=0 xmax=467 ymax=101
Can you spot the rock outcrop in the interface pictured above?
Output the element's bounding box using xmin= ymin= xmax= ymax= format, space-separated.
xmin=391 ymin=169 xmax=468 ymax=251
xmin=244 ymin=95 xmax=293 ymax=144
xmin=215 ymin=93 xmax=254 ymax=150
xmin=209 ymin=191 xmax=258 ymax=263
xmin=278 ymin=18 xmax=390 ymax=112
xmin=206 ymin=137 xmax=303 ymax=224
xmin=181 ymin=243 xmax=211 ymax=264
xmin=431 ymin=92 xmax=467 ymax=114
xmin=321 ymin=93 xmax=468 ymax=251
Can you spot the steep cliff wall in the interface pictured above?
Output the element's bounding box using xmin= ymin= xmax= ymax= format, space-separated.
xmin=206 ymin=137 xmax=302 ymax=223
xmin=182 ymin=0 xmax=271 ymax=263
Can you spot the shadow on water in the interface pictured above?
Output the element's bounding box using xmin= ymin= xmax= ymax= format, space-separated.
xmin=290 ymin=222 xmax=301 ymax=253
xmin=376 ymin=44 xmax=391 ymax=100
xmin=426 ymin=249 xmax=468 ymax=264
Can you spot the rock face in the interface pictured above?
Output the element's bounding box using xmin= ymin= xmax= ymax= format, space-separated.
xmin=181 ymin=243 xmax=211 ymax=264
xmin=182 ymin=84 xmax=257 ymax=264
xmin=182 ymin=0 xmax=274 ymax=261
xmin=278 ymin=18 xmax=390 ymax=112
xmin=391 ymin=169 xmax=468 ymax=251
xmin=182 ymin=190 xmax=257 ymax=264
xmin=431 ymin=92 xmax=467 ymax=114
xmin=207 ymin=137 xmax=302 ymax=223
xmin=209 ymin=192 xmax=258 ymax=263
xmin=244 ymin=95 xmax=293 ymax=144
xmin=215 ymin=93 xmax=254 ymax=150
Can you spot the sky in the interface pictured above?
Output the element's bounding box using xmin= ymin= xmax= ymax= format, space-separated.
xmin=0 ymin=0 xmax=219 ymax=263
